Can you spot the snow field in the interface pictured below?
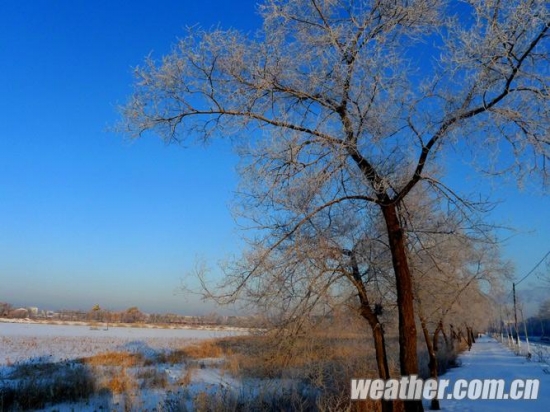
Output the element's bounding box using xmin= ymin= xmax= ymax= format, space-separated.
xmin=0 ymin=321 xmax=242 ymax=365
xmin=0 ymin=321 xmax=250 ymax=411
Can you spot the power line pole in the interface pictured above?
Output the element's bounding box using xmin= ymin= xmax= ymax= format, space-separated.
xmin=513 ymin=282 xmax=521 ymax=349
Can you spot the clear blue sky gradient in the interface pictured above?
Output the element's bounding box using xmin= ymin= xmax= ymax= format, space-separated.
xmin=0 ymin=1 xmax=548 ymax=315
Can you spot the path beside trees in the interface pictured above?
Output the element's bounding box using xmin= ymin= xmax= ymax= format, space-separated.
xmin=439 ymin=335 xmax=549 ymax=411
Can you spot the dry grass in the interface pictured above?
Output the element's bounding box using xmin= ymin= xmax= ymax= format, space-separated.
xmin=2 ymin=336 xmax=235 ymax=411
xmin=215 ymin=331 xmax=382 ymax=380
xmin=81 ymin=351 xmax=144 ymax=368
xmin=145 ymin=339 xmax=225 ymax=366
xmin=105 ymin=368 xmax=138 ymax=394
xmin=179 ymin=339 xmax=226 ymax=359
xmin=1 ymin=318 xmax=461 ymax=411
xmin=192 ymin=328 xmax=390 ymax=411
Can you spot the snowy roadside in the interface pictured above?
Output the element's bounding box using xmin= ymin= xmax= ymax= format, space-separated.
xmin=437 ymin=335 xmax=549 ymax=411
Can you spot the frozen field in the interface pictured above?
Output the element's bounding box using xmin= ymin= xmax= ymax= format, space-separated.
xmin=0 ymin=321 xmax=245 ymax=365
xmin=0 ymin=321 xmax=271 ymax=411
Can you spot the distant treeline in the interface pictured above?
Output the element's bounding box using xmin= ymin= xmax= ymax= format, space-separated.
xmin=0 ymin=301 xmax=257 ymax=328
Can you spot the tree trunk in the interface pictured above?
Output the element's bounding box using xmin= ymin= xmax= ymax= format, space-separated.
xmin=381 ymin=203 xmax=424 ymax=412
xmin=432 ymin=325 xmax=442 ymax=359
xmin=440 ymin=322 xmax=449 ymax=351
xmin=466 ymin=326 xmax=472 ymax=351
xmin=361 ymin=304 xmax=393 ymax=412
xmin=349 ymin=247 xmax=393 ymax=412
xmin=360 ymin=305 xmax=391 ymax=380
xmin=417 ymin=298 xmax=442 ymax=410
xmin=419 ymin=318 xmax=440 ymax=410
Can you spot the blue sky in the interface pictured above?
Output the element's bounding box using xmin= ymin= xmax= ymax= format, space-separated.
xmin=0 ymin=0 xmax=548 ymax=316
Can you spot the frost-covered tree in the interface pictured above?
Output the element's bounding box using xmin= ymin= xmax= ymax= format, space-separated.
xmin=120 ymin=1 xmax=549 ymax=411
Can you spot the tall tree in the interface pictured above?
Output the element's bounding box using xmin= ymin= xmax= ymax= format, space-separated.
xmin=120 ymin=1 xmax=549 ymax=410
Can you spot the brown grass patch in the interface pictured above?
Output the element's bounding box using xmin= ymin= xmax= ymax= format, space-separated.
xmin=165 ymin=350 xmax=188 ymax=364
xmin=81 ymin=351 xmax=144 ymax=367
xmin=204 ymin=327 xmax=398 ymax=411
xmin=106 ymin=368 xmax=138 ymax=394
xmin=215 ymin=331 xmax=382 ymax=382
xmin=146 ymin=339 xmax=226 ymax=366
xmin=180 ymin=339 xmax=225 ymax=359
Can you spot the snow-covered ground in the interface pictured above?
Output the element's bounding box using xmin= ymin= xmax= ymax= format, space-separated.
xmin=439 ymin=335 xmax=550 ymax=411
xmin=0 ymin=321 xmax=252 ymax=411
xmin=0 ymin=321 xmax=245 ymax=364
xmin=0 ymin=321 xmax=308 ymax=411
xmin=3 ymin=323 xmax=548 ymax=411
